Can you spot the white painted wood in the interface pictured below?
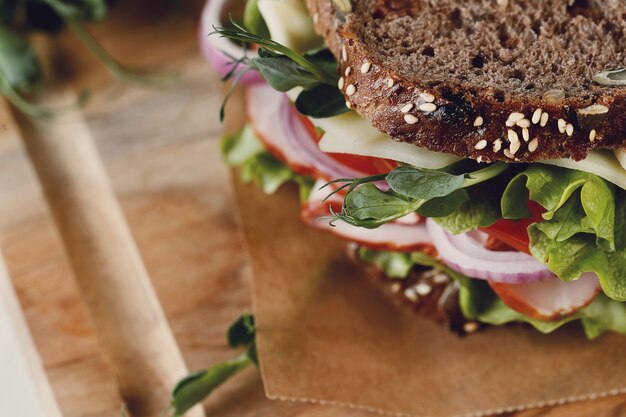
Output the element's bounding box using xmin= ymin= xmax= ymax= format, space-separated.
xmin=0 ymin=253 xmax=63 ymax=417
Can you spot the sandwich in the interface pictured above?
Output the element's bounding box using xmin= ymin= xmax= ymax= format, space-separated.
xmin=202 ymin=0 xmax=626 ymax=338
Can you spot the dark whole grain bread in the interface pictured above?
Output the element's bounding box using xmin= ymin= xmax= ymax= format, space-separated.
xmin=308 ymin=0 xmax=626 ymax=162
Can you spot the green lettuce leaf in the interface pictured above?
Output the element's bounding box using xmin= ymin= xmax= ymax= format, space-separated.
xmin=528 ymin=194 xmax=626 ymax=301
xmin=221 ymin=125 xmax=314 ymax=199
xmin=502 ymin=164 xmax=615 ymax=250
xmin=357 ymin=248 xmax=413 ymax=278
xmin=432 ymin=183 xmax=501 ymax=234
xmin=500 ymin=164 xmax=626 ymax=301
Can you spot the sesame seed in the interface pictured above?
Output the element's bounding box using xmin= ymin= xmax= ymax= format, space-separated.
xmin=540 ymin=112 xmax=549 ymax=127
xmin=433 ymin=273 xmax=449 ymax=284
xmin=400 ymin=103 xmax=414 ymax=113
xmin=344 ymin=66 xmax=351 ymax=76
xmin=474 ymin=139 xmax=488 ymax=150
xmin=566 ymin=123 xmax=574 ymax=137
xmin=419 ymin=92 xmax=435 ymax=103
xmin=404 ymin=287 xmax=418 ymax=302
xmin=341 ymin=44 xmax=347 ymax=61
xmin=589 ymin=129 xmax=597 ymax=142
xmin=528 ymin=138 xmax=539 ymax=152
xmin=507 ymin=129 xmax=519 ymax=143
xmin=360 ymin=61 xmax=371 ymax=74
xmin=473 ymin=116 xmax=484 ymax=127
xmin=508 ymin=112 xmax=525 ymax=123
xmin=516 ymin=118 xmax=531 ymax=128
xmin=313 ymin=13 xmax=319 ymax=24
xmin=557 ymin=118 xmax=567 ymax=134
xmin=415 ymin=283 xmax=432 ymax=296
xmin=522 ymin=127 xmax=529 ymax=142
xmin=505 ymin=119 xmax=516 ymax=127
xmin=387 ymin=78 xmax=394 ymax=88
xmin=532 ymin=108 xmax=542 ymax=124
xmin=510 ymin=140 xmax=521 ymax=155
xmin=463 ymin=321 xmax=479 ymax=333
xmin=423 ymin=269 xmax=438 ymax=279
xmin=418 ymin=103 xmax=437 ymax=112
xmin=476 ymin=156 xmax=483 ymax=163
xmin=390 ymin=282 xmax=402 ymax=293
xmin=493 ymin=139 xmax=502 ymax=152
xmin=338 ymin=76 xmax=345 ymax=90
xmin=404 ymin=114 xmax=418 ymax=124
xmin=345 ymin=101 xmax=351 ymax=109
xmin=504 ymin=149 xmax=515 ymax=159
xmin=346 ymin=84 xmax=356 ymax=96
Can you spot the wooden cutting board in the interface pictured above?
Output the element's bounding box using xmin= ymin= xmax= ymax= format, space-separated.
xmin=1 ymin=0 xmax=625 ymax=416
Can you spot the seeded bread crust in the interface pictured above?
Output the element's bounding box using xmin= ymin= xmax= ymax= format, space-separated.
xmin=308 ymin=0 xmax=626 ymax=162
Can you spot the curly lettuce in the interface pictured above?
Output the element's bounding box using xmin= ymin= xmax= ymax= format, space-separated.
xmin=221 ymin=125 xmax=314 ymax=200
xmin=502 ymin=165 xmax=626 ymax=301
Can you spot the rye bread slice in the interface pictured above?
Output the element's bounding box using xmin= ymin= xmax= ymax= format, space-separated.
xmin=308 ymin=0 xmax=626 ymax=162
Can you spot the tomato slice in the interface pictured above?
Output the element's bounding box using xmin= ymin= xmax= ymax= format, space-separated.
xmin=482 ymin=201 xmax=545 ymax=255
xmin=294 ymin=110 xmax=397 ymax=176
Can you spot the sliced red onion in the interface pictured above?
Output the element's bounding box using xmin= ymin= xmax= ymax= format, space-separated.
xmin=199 ymin=0 xmax=263 ymax=83
xmin=247 ymin=84 xmax=312 ymax=171
xmin=279 ymin=96 xmax=369 ymax=180
xmin=247 ymin=84 xmax=373 ymax=179
xmin=489 ymin=273 xmax=601 ymax=320
xmin=426 ymin=219 xmax=554 ymax=283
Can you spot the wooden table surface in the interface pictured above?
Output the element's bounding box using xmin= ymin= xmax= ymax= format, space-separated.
xmin=1 ymin=1 xmax=625 ymax=416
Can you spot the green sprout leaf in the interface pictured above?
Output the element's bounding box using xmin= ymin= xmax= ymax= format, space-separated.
xmin=0 ymin=27 xmax=42 ymax=92
xmin=295 ymin=83 xmax=348 ymax=118
xmin=171 ymin=353 xmax=251 ymax=417
xmin=324 ymin=162 xmax=508 ymax=229
xmin=227 ymin=314 xmax=256 ymax=348
xmin=170 ymin=314 xmax=258 ymax=417
xmin=386 ymin=166 xmax=465 ymax=200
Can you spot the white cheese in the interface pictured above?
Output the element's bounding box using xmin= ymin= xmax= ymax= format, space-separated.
xmin=319 ymin=125 xmax=461 ymax=170
xmin=541 ymin=151 xmax=626 ymax=190
xmin=258 ymin=0 xmax=324 ymax=53
xmin=614 ymin=149 xmax=626 ymax=171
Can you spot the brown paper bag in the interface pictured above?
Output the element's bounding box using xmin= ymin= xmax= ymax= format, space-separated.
xmin=233 ymin=177 xmax=626 ymax=417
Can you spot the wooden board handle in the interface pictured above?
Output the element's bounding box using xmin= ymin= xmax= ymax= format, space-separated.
xmin=12 ymin=91 xmax=204 ymax=417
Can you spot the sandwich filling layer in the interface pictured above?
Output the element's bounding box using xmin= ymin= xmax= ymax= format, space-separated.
xmin=207 ymin=0 xmax=626 ymax=338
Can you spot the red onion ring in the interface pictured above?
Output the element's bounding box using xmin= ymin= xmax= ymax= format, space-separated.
xmin=279 ymin=97 xmax=368 ymax=180
xmin=426 ymin=219 xmax=554 ymax=283
xmin=199 ymin=0 xmax=263 ymax=83
xmin=246 ymin=84 xmax=312 ymax=172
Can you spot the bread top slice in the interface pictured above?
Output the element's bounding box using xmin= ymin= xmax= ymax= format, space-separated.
xmin=307 ymin=0 xmax=626 ymax=162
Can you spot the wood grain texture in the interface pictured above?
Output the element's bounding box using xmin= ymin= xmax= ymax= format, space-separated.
xmin=14 ymin=87 xmax=202 ymax=417
xmin=0 ymin=0 xmax=625 ymax=416
xmin=0 ymin=252 xmax=62 ymax=417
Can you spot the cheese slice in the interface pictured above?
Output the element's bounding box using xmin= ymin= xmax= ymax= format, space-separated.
xmin=541 ymin=151 xmax=626 ymax=190
xmin=614 ymin=149 xmax=626 ymax=171
xmin=317 ymin=114 xmax=461 ymax=169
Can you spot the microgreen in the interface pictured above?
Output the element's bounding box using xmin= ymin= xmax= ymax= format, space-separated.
xmin=0 ymin=0 xmax=176 ymax=118
xmin=210 ymin=18 xmax=349 ymax=119
xmin=170 ymin=314 xmax=258 ymax=417
xmin=324 ymin=162 xmax=508 ymax=229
